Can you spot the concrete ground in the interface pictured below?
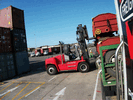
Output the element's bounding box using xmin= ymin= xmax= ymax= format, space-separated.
xmin=0 ymin=51 xmax=103 ymax=100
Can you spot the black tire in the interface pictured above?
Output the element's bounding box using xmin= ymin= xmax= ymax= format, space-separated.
xmin=47 ymin=65 xmax=58 ymax=75
xmin=78 ymin=62 xmax=89 ymax=73
xmin=105 ymin=50 xmax=116 ymax=77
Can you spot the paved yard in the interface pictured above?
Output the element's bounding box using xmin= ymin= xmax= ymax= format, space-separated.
xmin=0 ymin=52 xmax=103 ymax=100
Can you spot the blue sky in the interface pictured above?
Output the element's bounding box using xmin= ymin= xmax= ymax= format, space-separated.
xmin=0 ymin=0 xmax=117 ymax=48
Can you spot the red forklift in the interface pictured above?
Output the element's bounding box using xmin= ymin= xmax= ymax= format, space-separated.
xmin=45 ymin=24 xmax=90 ymax=75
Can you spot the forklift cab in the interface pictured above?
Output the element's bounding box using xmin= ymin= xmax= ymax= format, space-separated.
xmin=59 ymin=41 xmax=80 ymax=62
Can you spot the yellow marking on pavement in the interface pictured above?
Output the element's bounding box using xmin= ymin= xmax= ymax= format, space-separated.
xmin=0 ymin=82 xmax=4 ymax=85
xmin=18 ymin=82 xmax=45 ymax=100
xmin=12 ymin=81 xmax=45 ymax=84
xmin=0 ymin=82 xmax=8 ymax=87
xmin=12 ymin=82 xmax=31 ymax=100
xmin=0 ymin=91 xmax=10 ymax=100
xmin=0 ymin=83 xmax=13 ymax=92
xmin=0 ymin=83 xmax=22 ymax=100
xmin=29 ymin=82 xmax=45 ymax=83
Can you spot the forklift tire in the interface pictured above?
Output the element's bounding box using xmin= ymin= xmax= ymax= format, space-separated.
xmin=47 ymin=65 xmax=57 ymax=75
xmin=78 ymin=62 xmax=89 ymax=73
xmin=105 ymin=50 xmax=116 ymax=77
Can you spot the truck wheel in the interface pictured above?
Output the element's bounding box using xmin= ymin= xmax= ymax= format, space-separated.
xmin=47 ymin=65 xmax=57 ymax=75
xmin=105 ymin=50 xmax=122 ymax=77
xmin=105 ymin=50 xmax=116 ymax=77
xmin=78 ymin=62 xmax=89 ymax=72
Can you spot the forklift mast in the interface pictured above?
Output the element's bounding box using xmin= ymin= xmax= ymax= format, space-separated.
xmin=76 ymin=24 xmax=90 ymax=63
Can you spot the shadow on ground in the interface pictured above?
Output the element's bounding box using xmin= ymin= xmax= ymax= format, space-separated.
xmin=2 ymin=55 xmax=97 ymax=83
xmin=0 ymin=61 xmax=46 ymax=83
xmin=18 ymin=56 xmax=97 ymax=77
xmin=17 ymin=61 xmax=46 ymax=78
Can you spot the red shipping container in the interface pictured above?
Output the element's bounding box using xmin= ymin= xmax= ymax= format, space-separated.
xmin=92 ymin=13 xmax=118 ymax=37
xmin=0 ymin=5 xmax=25 ymax=29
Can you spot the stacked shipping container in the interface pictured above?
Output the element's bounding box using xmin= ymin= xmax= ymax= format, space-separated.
xmin=0 ymin=6 xmax=25 ymax=29
xmin=0 ymin=5 xmax=29 ymax=81
xmin=14 ymin=51 xmax=29 ymax=75
xmin=11 ymin=29 xmax=27 ymax=52
xmin=0 ymin=28 xmax=15 ymax=81
xmin=0 ymin=28 xmax=12 ymax=53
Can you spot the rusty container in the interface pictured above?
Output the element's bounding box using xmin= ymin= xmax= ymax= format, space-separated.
xmin=0 ymin=27 xmax=12 ymax=53
xmin=0 ymin=5 xmax=25 ymax=29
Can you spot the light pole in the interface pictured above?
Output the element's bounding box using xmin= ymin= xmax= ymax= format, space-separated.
xmin=34 ymin=34 xmax=37 ymax=48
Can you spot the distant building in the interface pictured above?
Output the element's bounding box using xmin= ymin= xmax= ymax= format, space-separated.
xmin=28 ymin=48 xmax=35 ymax=52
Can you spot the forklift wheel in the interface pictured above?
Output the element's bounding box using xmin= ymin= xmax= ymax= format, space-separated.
xmin=78 ymin=62 xmax=89 ymax=73
xmin=47 ymin=65 xmax=57 ymax=75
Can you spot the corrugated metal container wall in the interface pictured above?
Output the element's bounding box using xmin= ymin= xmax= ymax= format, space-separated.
xmin=11 ymin=28 xmax=27 ymax=52
xmin=0 ymin=6 xmax=29 ymax=81
xmin=0 ymin=27 xmax=12 ymax=53
xmin=14 ymin=51 xmax=30 ymax=75
xmin=0 ymin=54 xmax=7 ymax=73
xmin=0 ymin=5 xmax=25 ymax=29
xmin=0 ymin=72 xmax=2 ymax=81
xmin=5 ymin=53 xmax=16 ymax=78
xmin=20 ymin=29 xmax=27 ymax=51
xmin=0 ymin=53 xmax=15 ymax=81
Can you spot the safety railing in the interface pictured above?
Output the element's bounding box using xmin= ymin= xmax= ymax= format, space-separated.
xmin=93 ymin=41 xmax=128 ymax=100
xmin=93 ymin=44 xmax=119 ymax=100
xmin=115 ymin=40 xmax=128 ymax=100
